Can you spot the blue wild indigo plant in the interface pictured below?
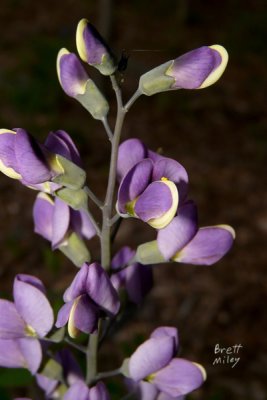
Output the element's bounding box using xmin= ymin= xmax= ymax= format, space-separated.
xmin=0 ymin=18 xmax=234 ymax=400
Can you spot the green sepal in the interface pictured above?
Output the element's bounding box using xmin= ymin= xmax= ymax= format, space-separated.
xmin=56 ymin=187 xmax=88 ymax=210
xmin=48 ymin=327 xmax=65 ymax=343
xmin=52 ymin=155 xmax=86 ymax=190
xmin=136 ymin=240 xmax=166 ymax=265
xmin=139 ymin=60 xmax=175 ymax=96
xmin=59 ymin=232 xmax=91 ymax=267
xmin=40 ymin=359 xmax=63 ymax=382
xmin=77 ymin=79 xmax=109 ymax=120
xmin=120 ymin=358 xmax=130 ymax=378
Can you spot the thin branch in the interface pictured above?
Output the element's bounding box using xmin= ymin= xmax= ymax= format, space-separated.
xmin=95 ymin=367 xmax=121 ymax=380
xmin=84 ymin=185 xmax=103 ymax=209
xmin=124 ymin=88 xmax=142 ymax=112
xmin=102 ymin=116 xmax=113 ymax=141
xmin=64 ymin=338 xmax=87 ymax=354
xmin=110 ymin=213 xmax=120 ymax=226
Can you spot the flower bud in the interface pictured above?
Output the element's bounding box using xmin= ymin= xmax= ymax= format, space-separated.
xmin=139 ymin=45 xmax=228 ymax=96
xmin=57 ymin=48 xmax=109 ymax=119
xmin=76 ymin=19 xmax=117 ymax=75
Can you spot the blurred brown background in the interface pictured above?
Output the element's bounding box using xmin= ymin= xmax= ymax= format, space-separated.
xmin=0 ymin=0 xmax=267 ymax=399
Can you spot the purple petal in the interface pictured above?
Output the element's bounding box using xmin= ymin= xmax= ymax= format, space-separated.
xmin=118 ymin=159 xmax=153 ymax=214
xmin=0 ymin=339 xmax=25 ymax=369
xmin=57 ymin=50 xmax=89 ymax=98
xmin=129 ymin=336 xmax=176 ymax=382
xmin=153 ymin=358 xmax=205 ymax=397
xmin=0 ymin=130 xmax=20 ymax=178
xmin=90 ymin=382 xmax=110 ymax=400
xmin=63 ymin=381 xmax=90 ymax=400
xmin=63 ymin=264 xmax=89 ymax=302
xmin=14 ymin=274 xmax=46 ymax=295
xmin=56 ymin=301 xmax=73 ymax=328
xmin=150 ymin=327 xmax=179 ymax=353
xmin=157 ymin=201 xmax=198 ymax=260
xmin=167 ymin=46 xmax=222 ymax=89
xmin=56 ymin=349 xmax=83 ymax=385
xmin=111 ymin=246 xmax=135 ymax=270
xmin=117 ymin=139 xmax=148 ymax=182
xmin=45 ymin=130 xmax=82 ymax=166
xmin=0 ymin=300 xmax=26 ymax=339
xmin=14 ymin=129 xmax=52 ymax=184
xmin=13 ymin=275 xmax=54 ymax=337
xmin=33 ymin=193 xmax=54 ymax=242
xmin=174 ymin=225 xmax=235 ymax=265
xmin=152 ymin=158 xmax=188 ymax=203
xmin=52 ymin=197 xmax=70 ymax=249
xmin=36 ymin=374 xmax=58 ymax=397
xmin=85 ymin=263 xmax=120 ymax=315
xmin=125 ymin=263 xmax=153 ymax=304
xmin=158 ymin=393 xmax=185 ymax=400
xmin=134 ymin=181 xmax=173 ymax=222
xmin=137 ymin=382 xmax=159 ymax=400
xmin=70 ymin=209 xmax=96 ymax=240
xmin=72 ymin=295 xmax=99 ymax=335
xmin=19 ymin=338 xmax=42 ymax=374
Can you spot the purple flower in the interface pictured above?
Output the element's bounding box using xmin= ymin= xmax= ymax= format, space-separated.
xmin=33 ymin=192 xmax=95 ymax=266
xmin=0 ymin=274 xmax=54 ymax=374
xmin=117 ymin=138 xmax=188 ymax=229
xmin=157 ymin=201 xmax=235 ymax=265
xmin=76 ymin=19 xmax=117 ymax=76
xmin=126 ymin=380 xmax=185 ymax=400
xmin=64 ymin=381 xmax=110 ymax=400
xmin=57 ymin=49 xmax=109 ymax=119
xmin=125 ymin=327 xmax=206 ymax=398
xmin=111 ymin=246 xmax=153 ymax=304
xmin=0 ymin=274 xmax=54 ymax=340
xmin=0 ymin=128 xmax=85 ymax=192
xmin=56 ymin=263 xmax=120 ymax=338
xmin=139 ymin=45 xmax=228 ymax=96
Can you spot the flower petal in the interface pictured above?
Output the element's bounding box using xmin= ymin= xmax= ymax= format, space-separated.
xmin=173 ymin=225 xmax=235 ymax=265
xmin=57 ymin=49 xmax=89 ymax=97
xmin=117 ymin=139 xmax=148 ymax=182
xmin=129 ymin=336 xmax=175 ymax=382
xmin=85 ymin=263 xmax=120 ymax=315
xmin=71 ymin=295 xmax=99 ymax=335
xmin=152 ymin=358 xmax=205 ymax=397
xmin=55 ymin=301 xmax=73 ymax=328
xmin=18 ymin=338 xmax=42 ymax=374
xmin=118 ymin=159 xmax=153 ymax=214
xmin=0 ymin=300 xmax=26 ymax=339
xmin=13 ymin=275 xmax=54 ymax=338
xmin=70 ymin=209 xmax=96 ymax=240
xmin=63 ymin=381 xmax=90 ymax=400
xmin=0 ymin=130 xmax=21 ymax=179
xmin=134 ymin=180 xmax=178 ymax=228
xmin=152 ymin=158 xmax=188 ymax=203
xmin=33 ymin=193 xmax=54 ymax=242
xmin=111 ymin=246 xmax=135 ymax=270
xmin=90 ymin=381 xmax=110 ymax=400
xmin=157 ymin=201 xmax=198 ymax=260
xmin=125 ymin=263 xmax=153 ymax=304
xmin=63 ymin=264 xmax=88 ymax=302
xmin=14 ymin=129 xmax=52 ymax=184
xmin=0 ymin=339 xmax=25 ymax=369
xmin=52 ymin=197 xmax=70 ymax=249
xmin=150 ymin=327 xmax=179 ymax=353
xmin=45 ymin=130 xmax=82 ymax=166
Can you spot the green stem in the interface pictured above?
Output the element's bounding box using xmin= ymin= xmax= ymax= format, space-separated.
xmin=86 ymin=333 xmax=99 ymax=384
xmin=102 ymin=116 xmax=113 ymax=141
xmin=95 ymin=367 xmax=121 ymax=380
xmin=84 ymin=185 xmax=103 ymax=209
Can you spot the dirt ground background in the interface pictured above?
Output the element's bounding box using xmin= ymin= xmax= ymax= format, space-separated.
xmin=0 ymin=0 xmax=267 ymax=399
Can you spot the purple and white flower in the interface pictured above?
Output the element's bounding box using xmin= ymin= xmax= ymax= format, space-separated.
xmin=111 ymin=246 xmax=153 ymax=304
xmin=76 ymin=19 xmax=117 ymax=76
xmin=139 ymin=45 xmax=228 ymax=96
xmin=124 ymin=326 xmax=206 ymax=398
xmin=0 ymin=128 xmax=85 ymax=192
xmin=117 ymin=138 xmax=188 ymax=229
xmin=56 ymin=263 xmax=120 ymax=338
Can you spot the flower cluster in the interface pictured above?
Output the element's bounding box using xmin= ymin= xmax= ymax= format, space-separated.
xmin=0 ymin=15 xmax=235 ymax=400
